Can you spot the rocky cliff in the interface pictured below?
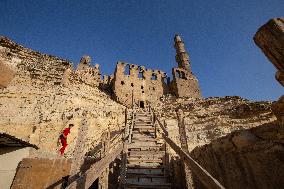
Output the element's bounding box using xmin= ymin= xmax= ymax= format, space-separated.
xmin=0 ymin=36 xmax=125 ymax=158
xmin=190 ymin=122 xmax=284 ymax=189
xmin=154 ymin=95 xmax=276 ymax=152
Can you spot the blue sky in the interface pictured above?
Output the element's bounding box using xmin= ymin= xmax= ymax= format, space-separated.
xmin=0 ymin=0 xmax=283 ymax=100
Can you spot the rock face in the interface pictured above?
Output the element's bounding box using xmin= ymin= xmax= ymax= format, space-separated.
xmin=0 ymin=36 xmax=72 ymax=86
xmin=154 ymin=95 xmax=276 ymax=152
xmin=0 ymin=36 xmax=125 ymax=159
xmin=254 ymin=18 xmax=284 ymax=86
xmin=0 ymin=32 xmax=283 ymax=189
xmin=272 ymin=95 xmax=284 ymax=124
xmin=190 ymin=122 xmax=284 ymax=189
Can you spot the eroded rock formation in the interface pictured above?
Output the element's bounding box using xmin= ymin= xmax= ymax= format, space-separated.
xmin=155 ymin=96 xmax=275 ymax=151
xmin=0 ymin=36 xmax=125 ymax=159
xmin=190 ymin=122 xmax=284 ymax=189
xmin=254 ymin=18 xmax=284 ymax=86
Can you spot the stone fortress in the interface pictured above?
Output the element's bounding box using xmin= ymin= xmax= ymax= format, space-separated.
xmin=111 ymin=34 xmax=201 ymax=108
xmin=0 ymin=18 xmax=283 ymax=189
xmin=60 ymin=34 xmax=201 ymax=108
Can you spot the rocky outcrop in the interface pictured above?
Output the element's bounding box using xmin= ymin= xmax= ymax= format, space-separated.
xmin=0 ymin=36 xmax=72 ymax=86
xmin=272 ymin=95 xmax=284 ymax=124
xmin=190 ymin=122 xmax=284 ymax=189
xmin=0 ymin=36 xmax=126 ymax=159
xmin=254 ymin=18 xmax=284 ymax=86
xmin=154 ymin=95 xmax=276 ymax=152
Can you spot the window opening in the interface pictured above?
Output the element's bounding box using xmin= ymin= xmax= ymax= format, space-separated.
xmin=175 ymin=70 xmax=181 ymax=78
xmin=151 ymin=73 xmax=157 ymax=80
xmin=138 ymin=71 xmax=144 ymax=79
xmin=140 ymin=101 xmax=145 ymax=108
xmin=124 ymin=64 xmax=130 ymax=75
xmin=180 ymin=71 xmax=186 ymax=79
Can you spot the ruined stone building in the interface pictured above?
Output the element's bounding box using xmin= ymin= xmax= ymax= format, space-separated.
xmin=0 ymin=18 xmax=283 ymax=189
xmin=112 ymin=35 xmax=201 ymax=108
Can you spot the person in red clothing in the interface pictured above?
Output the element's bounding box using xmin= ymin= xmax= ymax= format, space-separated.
xmin=59 ymin=124 xmax=74 ymax=155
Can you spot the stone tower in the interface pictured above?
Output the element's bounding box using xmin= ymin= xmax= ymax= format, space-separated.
xmin=170 ymin=34 xmax=201 ymax=98
xmin=174 ymin=34 xmax=191 ymax=71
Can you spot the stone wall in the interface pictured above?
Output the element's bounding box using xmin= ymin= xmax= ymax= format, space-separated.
xmin=190 ymin=122 xmax=284 ymax=189
xmin=170 ymin=67 xmax=201 ymax=98
xmin=68 ymin=55 xmax=102 ymax=87
xmin=0 ymin=36 xmax=72 ymax=86
xmin=11 ymin=158 xmax=71 ymax=189
xmin=112 ymin=61 xmax=168 ymax=108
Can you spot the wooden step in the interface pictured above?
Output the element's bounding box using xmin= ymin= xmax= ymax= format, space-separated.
xmin=126 ymin=167 xmax=165 ymax=175
xmin=126 ymin=174 xmax=166 ymax=178
xmin=133 ymin=128 xmax=155 ymax=132
xmin=124 ymin=182 xmax=171 ymax=189
xmin=126 ymin=163 xmax=164 ymax=168
xmin=130 ymin=141 xmax=158 ymax=146
xmin=131 ymin=136 xmax=157 ymax=142
xmin=128 ymin=144 xmax=162 ymax=151
xmin=127 ymin=157 xmax=163 ymax=164
xmin=128 ymin=151 xmax=165 ymax=157
xmin=134 ymin=121 xmax=154 ymax=126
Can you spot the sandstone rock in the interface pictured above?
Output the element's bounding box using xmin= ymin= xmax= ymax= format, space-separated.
xmin=272 ymin=95 xmax=284 ymax=124
xmin=155 ymin=95 xmax=275 ymax=152
xmin=190 ymin=123 xmax=284 ymax=189
xmin=254 ymin=18 xmax=284 ymax=86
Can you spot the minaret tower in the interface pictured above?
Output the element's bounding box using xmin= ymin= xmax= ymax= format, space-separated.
xmin=170 ymin=34 xmax=202 ymax=98
xmin=174 ymin=34 xmax=191 ymax=71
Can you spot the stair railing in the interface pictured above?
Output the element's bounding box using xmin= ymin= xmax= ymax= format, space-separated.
xmin=149 ymin=106 xmax=225 ymax=189
xmin=65 ymin=130 xmax=126 ymax=189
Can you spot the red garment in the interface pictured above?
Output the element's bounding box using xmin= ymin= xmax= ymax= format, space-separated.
xmin=60 ymin=138 xmax=68 ymax=155
xmin=59 ymin=128 xmax=70 ymax=155
xmin=63 ymin=128 xmax=70 ymax=137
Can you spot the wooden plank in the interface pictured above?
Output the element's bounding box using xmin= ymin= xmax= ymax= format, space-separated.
xmin=66 ymin=143 xmax=124 ymax=189
xmin=162 ymin=134 xmax=225 ymax=189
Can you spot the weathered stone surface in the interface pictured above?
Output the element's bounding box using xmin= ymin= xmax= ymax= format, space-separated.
xmin=0 ymin=36 xmax=72 ymax=86
xmin=0 ymin=31 xmax=282 ymax=189
xmin=254 ymin=18 xmax=284 ymax=86
xmin=113 ymin=62 xmax=168 ymax=108
xmin=190 ymin=123 xmax=284 ymax=189
xmin=272 ymin=95 xmax=284 ymax=124
xmin=171 ymin=35 xmax=201 ymax=98
xmin=0 ymin=36 xmax=126 ymax=159
xmin=112 ymin=35 xmax=201 ymax=108
xmin=155 ymin=95 xmax=275 ymax=152
xmin=0 ymin=59 xmax=16 ymax=88
xmin=11 ymin=158 xmax=71 ymax=189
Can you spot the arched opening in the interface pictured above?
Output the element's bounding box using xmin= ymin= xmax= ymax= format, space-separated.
xmin=175 ymin=70 xmax=181 ymax=78
xmin=138 ymin=71 xmax=144 ymax=79
xmin=151 ymin=73 xmax=157 ymax=80
xmin=124 ymin=64 xmax=130 ymax=75
xmin=180 ymin=71 xmax=186 ymax=79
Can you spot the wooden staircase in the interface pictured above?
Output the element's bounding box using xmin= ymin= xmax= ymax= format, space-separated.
xmin=123 ymin=110 xmax=171 ymax=189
